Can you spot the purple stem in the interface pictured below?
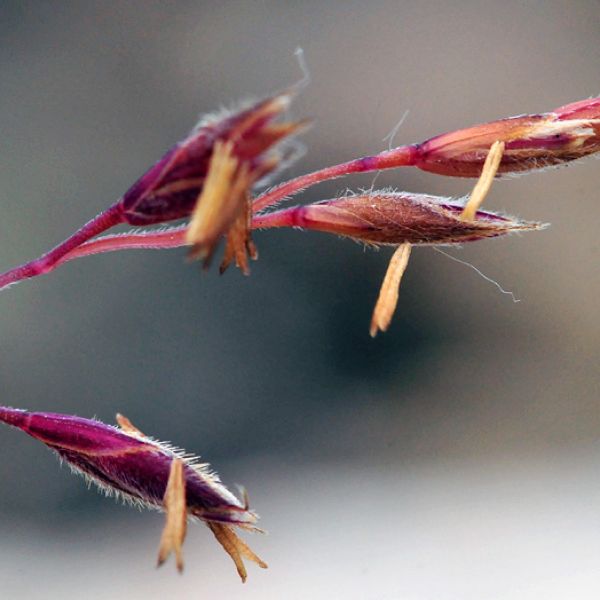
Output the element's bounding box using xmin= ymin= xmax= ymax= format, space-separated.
xmin=0 ymin=202 xmax=124 ymax=290
xmin=251 ymin=145 xmax=420 ymax=213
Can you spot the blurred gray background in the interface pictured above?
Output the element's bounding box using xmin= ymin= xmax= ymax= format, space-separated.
xmin=1 ymin=1 xmax=599 ymax=598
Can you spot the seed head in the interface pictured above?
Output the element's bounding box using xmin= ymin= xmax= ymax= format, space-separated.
xmin=258 ymin=191 xmax=544 ymax=246
xmin=120 ymin=90 xmax=305 ymax=226
xmin=0 ymin=406 xmax=266 ymax=582
xmin=411 ymin=96 xmax=600 ymax=177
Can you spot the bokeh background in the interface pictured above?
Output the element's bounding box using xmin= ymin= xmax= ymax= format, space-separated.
xmin=1 ymin=1 xmax=599 ymax=598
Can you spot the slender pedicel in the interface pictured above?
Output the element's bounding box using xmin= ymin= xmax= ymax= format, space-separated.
xmin=0 ymin=406 xmax=266 ymax=582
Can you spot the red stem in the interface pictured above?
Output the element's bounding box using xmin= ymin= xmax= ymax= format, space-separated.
xmin=57 ymin=208 xmax=300 ymax=265
xmin=251 ymin=145 xmax=419 ymax=213
xmin=0 ymin=202 xmax=124 ymax=290
xmin=59 ymin=225 xmax=189 ymax=264
xmin=251 ymin=209 xmax=297 ymax=230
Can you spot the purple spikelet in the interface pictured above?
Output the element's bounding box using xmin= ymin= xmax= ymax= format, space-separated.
xmin=0 ymin=406 xmax=266 ymax=581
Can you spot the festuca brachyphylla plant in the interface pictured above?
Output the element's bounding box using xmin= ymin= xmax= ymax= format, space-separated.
xmin=0 ymin=85 xmax=599 ymax=582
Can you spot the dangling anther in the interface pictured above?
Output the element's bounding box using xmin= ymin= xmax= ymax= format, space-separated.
xmin=460 ymin=140 xmax=505 ymax=221
xmin=186 ymin=140 xmax=255 ymax=270
xmin=207 ymin=522 xmax=268 ymax=583
xmin=370 ymin=242 xmax=412 ymax=337
xmin=219 ymin=190 xmax=257 ymax=276
xmin=115 ymin=413 xmax=145 ymax=437
xmin=157 ymin=458 xmax=188 ymax=573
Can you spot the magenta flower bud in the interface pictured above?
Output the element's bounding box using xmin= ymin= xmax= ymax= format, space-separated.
xmin=254 ymin=191 xmax=544 ymax=246
xmin=0 ymin=406 xmax=266 ymax=581
xmin=409 ymin=96 xmax=600 ymax=178
xmin=120 ymin=90 xmax=304 ymax=226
